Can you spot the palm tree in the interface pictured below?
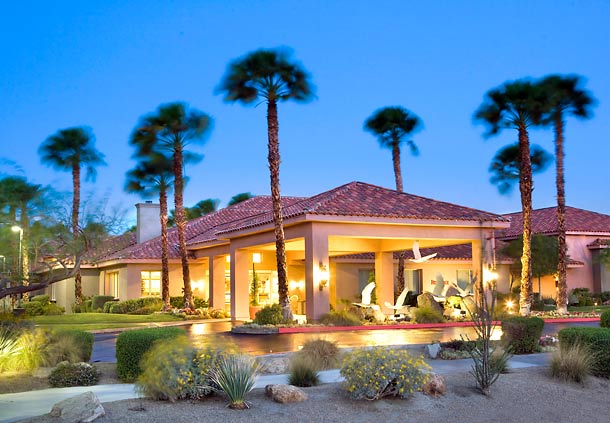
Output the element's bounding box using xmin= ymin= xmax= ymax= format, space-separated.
xmin=39 ymin=127 xmax=105 ymax=305
xmin=125 ymin=152 xmax=174 ymax=310
xmin=130 ymin=102 xmax=212 ymax=310
xmin=364 ymin=106 xmax=423 ymax=294
xmin=489 ymin=142 xmax=552 ymax=194
xmin=228 ymin=192 xmax=253 ymax=206
xmin=474 ymin=80 xmax=544 ymax=316
xmin=538 ymin=75 xmax=595 ymax=314
xmin=218 ymin=48 xmax=314 ymax=319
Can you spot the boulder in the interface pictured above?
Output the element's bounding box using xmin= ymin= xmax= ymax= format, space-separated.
xmin=50 ymin=391 xmax=105 ymax=423
xmin=265 ymin=384 xmax=308 ymax=403
xmin=425 ymin=343 xmax=441 ymax=359
xmin=445 ymin=286 xmax=460 ymax=297
xmin=417 ymin=292 xmax=444 ymax=315
xmin=423 ymin=373 xmax=446 ymax=397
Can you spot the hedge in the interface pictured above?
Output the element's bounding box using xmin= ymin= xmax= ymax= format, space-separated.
xmin=501 ymin=316 xmax=544 ymax=354
xmin=109 ymin=297 xmax=163 ymax=314
xmin=170 ymin=296 xmax=209 ymax=309
xmin=116 ymin=327 xmax=185 ymax=382
xmin=600 ymin=310 xmax=610 ymax=328
xmin=91 ymin=295 xmax=117 ymax=311
xmin=558 ymin=326 xmax=610 ymax=377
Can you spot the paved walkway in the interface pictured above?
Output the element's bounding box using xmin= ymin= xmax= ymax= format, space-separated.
xmin=0 ymin=353 xmax=552 ymax=423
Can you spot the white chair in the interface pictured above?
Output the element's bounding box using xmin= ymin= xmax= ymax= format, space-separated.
xmin=353 ymin=282 xmax=380 ymax=310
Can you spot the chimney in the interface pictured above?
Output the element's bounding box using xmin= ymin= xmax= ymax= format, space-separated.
xmin=136 ymin=201 xmax=161 ymax=244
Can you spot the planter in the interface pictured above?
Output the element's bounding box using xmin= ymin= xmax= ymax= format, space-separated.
xmin=249 ymin=305 xmax=262 ymax=320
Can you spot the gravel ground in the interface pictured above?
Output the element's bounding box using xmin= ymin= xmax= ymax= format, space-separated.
xmin=19 ymin=367 xmax=610 ymax=423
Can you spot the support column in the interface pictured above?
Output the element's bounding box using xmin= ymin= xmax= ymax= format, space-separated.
xmin=472 ymin=239 xmax=483 ymax=301
xmin=375 ymin=252 xmax=394 ymax=314
xmin=305 ymin=226 xmax=329 ymax=321
xmin=209 ymin=256 xmax=226 ymax=310
xmin=230 ymin=249 xmax=249 ymax=321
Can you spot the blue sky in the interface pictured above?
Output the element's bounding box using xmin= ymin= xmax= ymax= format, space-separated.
xmin=2 ymin=0 xmax=609 ymax=227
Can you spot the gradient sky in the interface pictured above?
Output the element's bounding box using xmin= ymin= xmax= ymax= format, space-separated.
xmin=2 ymin=0 xmax=609 ymax=228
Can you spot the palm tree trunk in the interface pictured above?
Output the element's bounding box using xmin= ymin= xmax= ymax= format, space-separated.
xmin=72 ymin=162 xmax=82 ymax=306
xmin=267 ymin=99 xmax=291 ymax=321
xmin=173 ymin=142 xmax=194 ymax=310
xmin=19 ymin=209 xmax=29 ymax=302
xmin=159 ymin=187 xmax=171 ymax=311
xmin=392 ymin=141 xmax=406 ymax=295
xmin=554 ymin=112 xmax=568 ymax=314
xmin=518 ymin=126 xmax=533 ymax=316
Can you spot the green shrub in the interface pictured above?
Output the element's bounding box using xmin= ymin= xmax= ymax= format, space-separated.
xmin=340 ymin=347 xmax=430 ymax=400
xmin=22 ymin=297 xmax=65 ymax=316
xmin=82 ymin=300 xmax=93 ymax=313
xmin=30 ymin=294 xmax=50 ymax=303
xmin=103 ymin=300 xmax=119 ymax=313
xmin=319 ymin=310 xmax=362 ymax=326
xmin=49 ymin=362 xmax=100 ymax=387
xmin=116 ymin=327 xmax=185 ymax=382
xmin=288 ymin=354 xmax=320 ymax=387
xmin=170 ymin=296 xmax=209 ymax=309
xmin=501 ymin=316 xmax=544 ymax=354
xmin=0 ymin=327 xmax=21 ymax=372
xmin=571 ymin=288 xmax=593 ymax=306
xmin=600 ymin=310 xmax=610 ymax=328
xmin=299 ymin=338 xmax=340 ymax=370
xmin=91 ymin=295 xmax=116 ymax=311
xmin=252 ymin=304 xmax=283 ymax=325
xmin=414 ymin=305 xmax=444 ymax=323
xmin=558 ymin=327 xmax=610 ymax=377
xmin=209 ymin=308 xmax=229 ymax=319
xmin=550 ymin=342 xmax=593 ymax=384
xmin=109 ymin=297 xmax=162 ymax=314
xmin=599 ymin=291 xmax=610 ymax=303
xmin=53 ymin=330 xmax=94 ymax=362
xmin=209 ymin=354 xmax=257 ymax=409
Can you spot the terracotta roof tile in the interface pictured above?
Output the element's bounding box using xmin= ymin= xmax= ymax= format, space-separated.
xmin=587 ymin=238 xmax=610 ymax=248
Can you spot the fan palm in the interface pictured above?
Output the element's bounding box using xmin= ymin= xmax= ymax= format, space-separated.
xmin=125 ymin=153 xmax=174 ymax=310
xmin=218 ymin=48 xmax=314 ymax=318
xmin=489 ymin=143 xmax=552 ymax=194
xmin=39 ymin=127 xmax=105 ymax=305
xmin=474 ymin=80 xmax=544 ymax=316
xmin=538 ymin=75 xmax=595 ymax=314
xmin=130 ymin=102 xmax=212 ymax=310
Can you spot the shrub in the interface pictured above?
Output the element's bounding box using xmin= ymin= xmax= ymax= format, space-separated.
xmin=109 ymin=297 xmax=162 ymax=314
xmin=82 ymin=300 xmax=93 ymax=313
xmin=91 ymin=295 xmax=116 ymax=311
xmin=0 ymin=327 xmax=21 ymax=372
xmin=22 ymin=297 xmax=65 ymax=316
xmin=299 ymin=338 xmax=340 ymax=370
xmin=319 ymin=310 xmax=361 ymax=326
xmin=599 ymin=291 xmax=610 ymax=303
xmin=550 ymin=342 xmax=593 ymax=384
xmin=52 ymin=330 xmax=94 ymax=362
xmin=170 ymin=296 xmax=209 ymax=309
xmin=116 ymin=327 xmax=185 ymax=382
xmin=571 ymin=288 xmax=593 ymax=306
xmin=30 ymin=294 xmax=50 ymax=303
xmin=252 ymin=304 xmax=283 ymax=325
xmin=209 ymin=308 xmax=229 ymax=319
xmin=288 ymin=354 xmax=320 ymax=387
xmin=209 ymin=354 xmax=258 ymax=409
xmin=414 ymin=305 xmax=444 ymax=323
xmin=600 ymin=310 xmax=610 ymax=328
xmin=558 ymin=327 xmax=610 ymax=377
xmin=49 ymin=362 xmax=100 ymax=387
xmin=501 ymin=316 xmax=544 ymax=354
xmin=103 ymin=300 xmax=119 ymax=313
xmin=340 ymin=347 xmax=430 ymax=400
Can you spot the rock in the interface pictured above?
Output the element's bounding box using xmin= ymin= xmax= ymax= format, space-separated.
xmin=50 ymin=391 xmax=105 ymax=422
xmin=445 ymin=286 xmax=460 ymax=297
xmin=425 ymin=343 xmax=441 ymax=359
xmin=265 ymin=384 xmax=308 ymax=403
xmin=417 ymin=292 xmax=444 ymax=315
xmin=423 ymin=373 xmax=446 ymax=397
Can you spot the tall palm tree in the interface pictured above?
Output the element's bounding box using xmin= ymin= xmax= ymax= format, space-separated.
xmin=39 ymin=127 xmax=105 ymax=305
xmin=364 ymin=106 xmax=423 ymax=294
xmin=130 ymin=102 xmax=212 ymax=310
xmin=218 ymin=48 xmax=314 ymax=319
xmin=489 ymin=142 xmax=552 ymax=194
xmin=538 ymin=75 xmax=595 ymax=314
xmin=125 ymin=152 xmax=174 ymax=310
xmin=228 ymin=192 xmax=253 ymax=206
xmin=474 ymin=80 xmax=544 ymax=316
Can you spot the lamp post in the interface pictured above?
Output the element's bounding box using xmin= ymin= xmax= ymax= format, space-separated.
xmin=11 ymin=226 xmax=23 ymax=308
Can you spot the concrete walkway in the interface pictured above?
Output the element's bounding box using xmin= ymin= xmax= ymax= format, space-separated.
xmin=0 ymin=353 xmax=552 ymax=423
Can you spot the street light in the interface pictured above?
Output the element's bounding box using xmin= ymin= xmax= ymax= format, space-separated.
xmin=11 ymin=226 xmax=23 ymax=307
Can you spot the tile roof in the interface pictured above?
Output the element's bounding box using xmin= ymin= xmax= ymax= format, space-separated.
xmin=587 ymin=238 xmax=610 ymax=248
xmin=497 ymin=206 xmax=610 ymax=238
xmin=217 ymin=181 xmax=508 ymax=236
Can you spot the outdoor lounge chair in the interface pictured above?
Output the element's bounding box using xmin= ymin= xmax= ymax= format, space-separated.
xmin=353 ymin=281 xmax=380 ymax=310
xmin=384 ymin=287 xmax=410 ymax=319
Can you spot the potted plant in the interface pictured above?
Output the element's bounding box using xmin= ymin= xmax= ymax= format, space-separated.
xmin=249 ymin=268 xmax=262 ymax=319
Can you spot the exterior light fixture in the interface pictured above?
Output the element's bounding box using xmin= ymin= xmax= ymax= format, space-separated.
xmin=252 ymin=253 xmax=262 ymax=264
xmin=506 ymin=300 xmax=514 ymax=314
xmin=225 ymin=255 xmax=231 ymax=263
xmin=318 ymin=262 xmax=329 ymax=291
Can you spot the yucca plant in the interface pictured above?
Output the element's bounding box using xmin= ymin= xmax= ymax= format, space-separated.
xmin=0 ymin=327 xmax=22 ymax=372
xmin=210 ymin=354 xmax=258 ymax=409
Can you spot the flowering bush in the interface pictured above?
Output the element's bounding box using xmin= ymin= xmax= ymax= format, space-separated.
xmin=49 ymin=362 xmax=100 ymax=387
xmin=340 ymin=347 xmax=430 ymax=400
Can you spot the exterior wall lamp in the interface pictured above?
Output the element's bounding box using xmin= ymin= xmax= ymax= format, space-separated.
xmin=318 ymin=261 xmax=329 ymax=291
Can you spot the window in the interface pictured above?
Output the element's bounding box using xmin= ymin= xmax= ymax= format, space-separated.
xmin=405 ymin=269 xmax=423 ymax=294
xmin=107 ymin=272 xmax=119 ymax=298
xmin=358 ymin=269 xmax=374 ymax=292
xmin=141 ymin=271 xmax=161 ymax=296
xmin=456 ymin=269 xmax=473 ymax=294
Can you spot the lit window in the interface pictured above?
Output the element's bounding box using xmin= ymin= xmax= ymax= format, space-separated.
xmin=107 ymin=272 xmax=119 ymax=298
xmin=141 ymin=271 xmax=161 ymax=296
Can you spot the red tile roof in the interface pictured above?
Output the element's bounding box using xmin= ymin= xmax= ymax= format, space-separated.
xmin=497 ymin=206 xmax=610 ymax=238
xmin=217 ymin=181 xmax=508 ymax=236
xmin=587 ymin=238 xmax=610 ymax=248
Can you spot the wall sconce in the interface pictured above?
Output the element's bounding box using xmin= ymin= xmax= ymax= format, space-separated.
xmin=289 ymin=280 xmax=305 ymax=291
xmin=482 ymin=266 xmax=498 ymax=285
xmin=252 ymin=252 xmax=262 ymax=264
xmin=225 ymin=255 xmax=231 ymax=263
xmin=319 ymin=262 xmax=329 ymax=291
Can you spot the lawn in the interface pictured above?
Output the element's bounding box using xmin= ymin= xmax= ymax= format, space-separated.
xmin=567 ymin=305 xmax=610 ymax=313
xmin=32 ymin=313 xmax=184 ymax=331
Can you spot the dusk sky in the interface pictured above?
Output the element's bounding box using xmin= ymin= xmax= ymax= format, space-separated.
xmin=2 ymin=0 xmax=609 ymax=228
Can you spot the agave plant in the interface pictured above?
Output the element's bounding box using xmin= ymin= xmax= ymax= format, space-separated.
xmin=209 ymin=354 xmax=258 ymax=409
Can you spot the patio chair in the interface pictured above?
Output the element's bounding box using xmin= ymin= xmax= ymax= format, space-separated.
xmin=352 ymin=281 xmax=380 ymax=310
xmin=384 ymin=287 xmax=411 ymax=320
